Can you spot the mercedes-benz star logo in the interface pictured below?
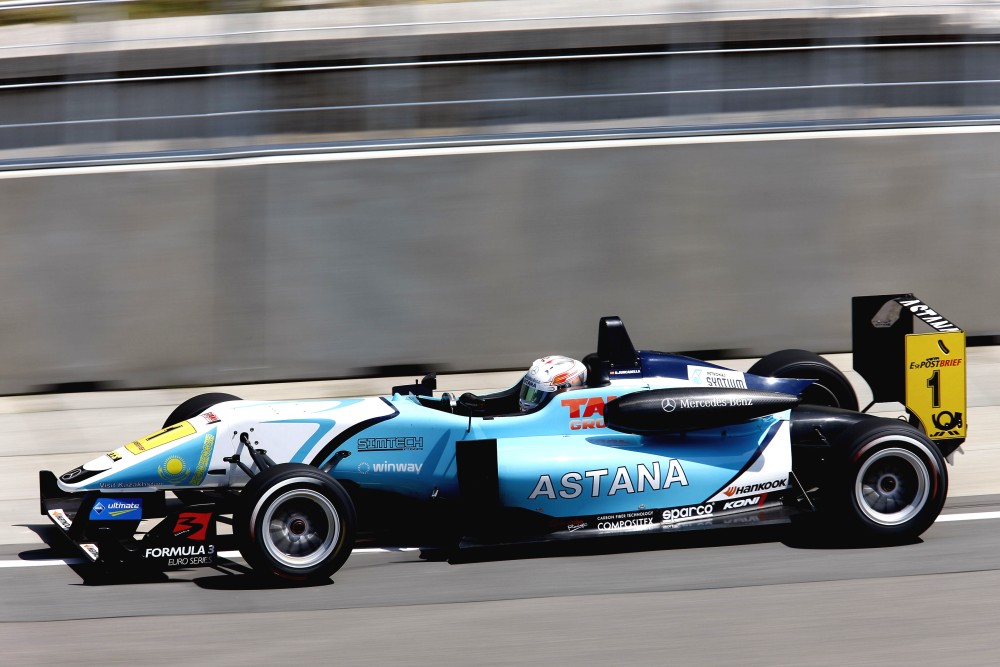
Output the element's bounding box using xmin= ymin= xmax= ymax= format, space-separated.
xmin=661 ymin=398 xmax=677 ymax=413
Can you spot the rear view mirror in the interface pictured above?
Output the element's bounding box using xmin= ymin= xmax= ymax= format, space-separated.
xmin=457 ymin=392 xmax=487 ymax=416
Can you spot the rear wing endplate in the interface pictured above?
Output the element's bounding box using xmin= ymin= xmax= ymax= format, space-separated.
xmin=852 ymin=294 xmax=966 ymax=455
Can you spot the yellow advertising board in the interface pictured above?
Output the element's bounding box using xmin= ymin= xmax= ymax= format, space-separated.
xmin=905 ymin=331 xmax=966 ymax=442
xmin=124 ymin=421 xmax=197 ymax=455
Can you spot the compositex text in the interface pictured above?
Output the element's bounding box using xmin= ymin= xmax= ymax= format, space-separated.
xmin=595 ymin=510 xmax=656 ymax=532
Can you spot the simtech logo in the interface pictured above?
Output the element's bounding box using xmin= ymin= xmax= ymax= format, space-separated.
xmin=89 ymin=498 xmax=143 ymax=521
xmin=723 ymin=479 xmax=787 ymax=497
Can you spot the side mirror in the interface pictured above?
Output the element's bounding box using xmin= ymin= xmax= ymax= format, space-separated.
xmin=391 ymin=372 xmax=438 ymax=397
xmin=457 ymin=392 xmax=487 ymax=416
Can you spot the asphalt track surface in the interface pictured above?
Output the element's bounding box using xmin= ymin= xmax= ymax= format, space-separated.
xmin=3 ymin=349 xmax=1000 ymax=665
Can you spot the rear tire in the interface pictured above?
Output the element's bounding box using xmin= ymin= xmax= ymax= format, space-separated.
xmin=234 ymin=463 xmax=356 ymax=583
xmin=827 ymin=419 xmax=947 ymax=543
xmin=162 ymin=392 xmax=241 ymax=505
xmin=749 ymin=349 xmax=858 ymax=410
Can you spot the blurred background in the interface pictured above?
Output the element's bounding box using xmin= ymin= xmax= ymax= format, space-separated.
xmin=1 ymin=0 xmax=998 ymax=394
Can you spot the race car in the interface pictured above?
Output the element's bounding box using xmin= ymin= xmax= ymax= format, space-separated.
xmin=39 ymin=293 xmax=966 ymax=583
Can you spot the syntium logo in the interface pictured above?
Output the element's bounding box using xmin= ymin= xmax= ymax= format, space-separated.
xmin=723 ymin=479 xmax=787 ymax=497
xmin=372 ymin=462 xmax=423 ymax=474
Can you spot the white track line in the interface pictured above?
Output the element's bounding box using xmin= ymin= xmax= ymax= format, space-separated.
xmin=0 ymin=546 xmax=420 ymax=569
xmin=2 ymin=511 xmax=997 ymax=569
xmin=5 ymin=124 xmax=1000 ymax=179
xmin=935 ymin=510 xmax=1000 ymax=522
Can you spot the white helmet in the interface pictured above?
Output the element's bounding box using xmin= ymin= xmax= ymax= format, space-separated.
xmin=519 ymin=355 xmax=588 ymax=412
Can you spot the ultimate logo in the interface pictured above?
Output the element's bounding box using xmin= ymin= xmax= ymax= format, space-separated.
xmin=88 ymin=498 xmax=142 ymax=521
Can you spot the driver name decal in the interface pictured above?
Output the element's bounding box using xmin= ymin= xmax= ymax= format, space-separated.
xmin=528 ymin=460 xmax=688 ymax=499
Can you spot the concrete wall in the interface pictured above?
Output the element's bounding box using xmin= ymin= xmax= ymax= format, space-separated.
xmin=1 ymin=127 xmax=998 ymax=394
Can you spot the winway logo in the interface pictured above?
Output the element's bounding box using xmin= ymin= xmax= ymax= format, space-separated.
xmin=372 ymin=462 xmax=422 ymax=474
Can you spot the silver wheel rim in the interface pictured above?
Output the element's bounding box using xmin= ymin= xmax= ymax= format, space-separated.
xmin=260 ymin=488 xmax=340 ymax=569
xmin=855 ymin=446 xmax=930 ymax=526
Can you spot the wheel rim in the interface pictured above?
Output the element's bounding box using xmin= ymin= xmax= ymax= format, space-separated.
xmin=855 ymin=447 xmax=930 ymax=526
xmin=260 ymin=488 xmax=340 ymax=569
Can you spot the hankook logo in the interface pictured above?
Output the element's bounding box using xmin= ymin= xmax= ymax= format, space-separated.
xmin=661 ymin=398 xmax=677 ymax=413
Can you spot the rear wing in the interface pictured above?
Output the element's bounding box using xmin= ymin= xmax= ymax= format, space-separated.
xmin=852 ymin=294 xmax=966 ymax=456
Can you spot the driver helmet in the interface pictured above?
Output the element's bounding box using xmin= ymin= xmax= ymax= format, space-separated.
xmin=519 ymin=355 xmax=588 ymax=412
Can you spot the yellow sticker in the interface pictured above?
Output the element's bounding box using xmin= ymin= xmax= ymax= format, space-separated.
xmin=905 ymin=331 xmax=966 ymax=441
xmin=125 ymin=421 xmax=197 ymax=455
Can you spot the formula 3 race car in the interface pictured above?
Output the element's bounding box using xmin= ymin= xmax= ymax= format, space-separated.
xmin=40 ymin=294 xmax=967 ymax=584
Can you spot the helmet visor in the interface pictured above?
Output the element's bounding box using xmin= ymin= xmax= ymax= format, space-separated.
xmin=519 ymin=382 xmax=550 ymax=411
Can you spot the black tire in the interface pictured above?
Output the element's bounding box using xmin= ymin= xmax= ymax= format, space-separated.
xmin=234 ymin=463 xmax=356 ymax=583
xmin=162 ymin=392 xmax=242 ymax=429
xmin=162 ymin=392 xmax=241 ymax=505
xmin=748 ymin=349 xmax=858 ymax=411
xmin=827 ymin=419 xmax=947 ymax=543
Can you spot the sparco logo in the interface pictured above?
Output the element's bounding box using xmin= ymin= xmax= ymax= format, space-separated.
xmin=723 ymin=479 xmax=787 ymax=497
xmin=662 ymin=504 xmax=713 ymax=522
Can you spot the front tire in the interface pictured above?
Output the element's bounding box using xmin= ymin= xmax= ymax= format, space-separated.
xmin=162 ymin=392 xmax=241 ymax=506
xmin=829 ymin=420 xmax=947 ymax=543
xmin=234 ymin=463 xmax=356 ymax=583
xmin=162 ymin=392 xmax=241 ymax=429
